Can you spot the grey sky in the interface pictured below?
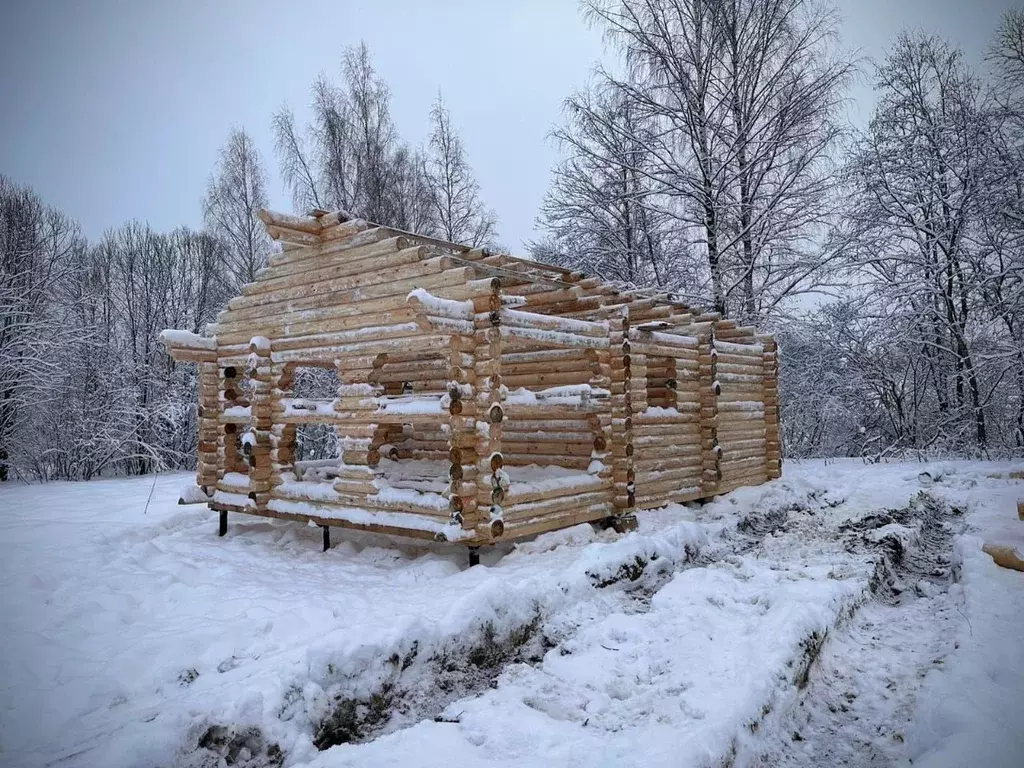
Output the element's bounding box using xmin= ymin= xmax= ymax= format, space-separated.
xmin=0 ymin=0 xmax=1016 ymax=252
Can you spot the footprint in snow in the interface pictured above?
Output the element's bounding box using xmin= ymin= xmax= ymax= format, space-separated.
xmin=217 ymin=656 xmax=243 ymax=673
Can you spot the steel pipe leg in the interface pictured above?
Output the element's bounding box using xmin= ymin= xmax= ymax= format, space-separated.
xmin=218 ymin=510 xmax=227 ymax=537
xmin=468 ymin=546 xmax=480 ymax=567
xmin=322 ymin=525 xmax=330 ymax=552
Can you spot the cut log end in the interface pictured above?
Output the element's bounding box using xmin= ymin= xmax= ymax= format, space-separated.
xmin=982 ymin=543 xmax=1024 ymax=572
xmin=488 ymin=404 xmax=504 ymax=424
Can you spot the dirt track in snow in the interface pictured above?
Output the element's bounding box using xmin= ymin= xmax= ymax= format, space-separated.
xmin=4 ymin=462 xmax=1018 ymax=768
xmin=743 ymin=493 xmax=964 ymax=767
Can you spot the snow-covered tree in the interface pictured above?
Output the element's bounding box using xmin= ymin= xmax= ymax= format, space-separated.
xmin=844 ymin=33 xmax=995 ymax=450
xmin=0 ymin=176 xmax=86 ymax=480
xmin=574 ymin=0 xmax=852 ymax=321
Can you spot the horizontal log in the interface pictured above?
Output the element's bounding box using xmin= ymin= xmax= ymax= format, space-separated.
xmin=499 ymin=325 xmax=610 ymax=350
xmin=714 ymin=362 xmax=765 ymax=376
xmin=502 ymin=455 xmax=594 ymax=470
xmin=501 ymin=501 xmax=616 ymax=539
xmin=636 ymin=466 xmax=704 ymax=485
xmin=635 ymin=477 xmax=702 ymax=499
xmin=720 ymin=455 xmax=768 ymax=472
xmin=271 ymin=334 xmax=452 ymax=364
xmin=628 ymin=327 xmax=698 ymax=348
xmin=498 ymin=359 xmax=593 ymax=376
xmin=217 ymin=268 xmax=471 ymax=333
xmin=245 ymin=240 xmax=417 ymax=296
xmin=504 ymin=476 xmax=610 ymax=505
xmin=503 ymin=490 xmax=613 ymax=521
xmin=503 ymin=403 xmax=602 ymax=418
xmin=718 ymin=388 xmax=767 ymax=402
xmin=263 ymin=236 xmax=403 ymax=287
xmin=634 ymin=436 xmax=703 ymax=452
xmin=501 ymin=430 xmax=596 ymax=442
xmin=231 ymin=251 xmax=446 ymax=311
xmin=501 ymin=418 xmax=596 ymax=432
xmin=626 ymin=341 xmax=700 ymax=360
xmin=720 ymin=446 xmax=767 ymax=462
xmin=258 ymin=208 xmax=325 ymax=234
xmin=500 ymin=308 xmax=609 ymax=337
xmin=501 ymin=372 xmax=598 ymax=389
xmin=268 ymin=226 xmax=388 ymax=268
xmin=264 ymin=224 xmax=320 ymax=246
xmin=501 ymin=348 xmax=600 ymax=364
xmin=633 ymin=454 xmax=703 ymax=472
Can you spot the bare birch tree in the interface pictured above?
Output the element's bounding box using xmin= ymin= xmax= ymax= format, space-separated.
xmin=578 ymin=0 xmax=851 ymax=321
xmin=272 ymin=105 xmax=323 ymax=213
xmin=534 ymin=84 xmax=687 ymax=287
xmin=424 ymin=94 xmax=497 ymax=246
xmin=272 ymin=42 xmax=456 ymax=235
xmin=203 ymin=127 xmax=272 ymax=288
xmin=990 ymin=9 xmax=1024 ymax=84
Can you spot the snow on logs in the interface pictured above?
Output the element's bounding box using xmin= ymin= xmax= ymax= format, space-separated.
xmin=406 ymin=287 xmax=612 ymax=351
xmin=160 ymin=329 xmax=217 ymax=362
xmin=257 ymin=207 xmax=368 ymax=248
xmin=162 ymin=207 xmax=779 ymax=546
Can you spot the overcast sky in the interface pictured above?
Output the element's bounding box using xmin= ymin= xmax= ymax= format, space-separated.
xmin=0 ymin=0 xmax=1017 ymax=251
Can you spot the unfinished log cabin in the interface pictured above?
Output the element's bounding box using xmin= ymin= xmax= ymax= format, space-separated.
xmin=161 ymin=208 xmax=780 ymax=560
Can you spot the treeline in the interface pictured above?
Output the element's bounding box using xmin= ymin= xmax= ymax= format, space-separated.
xmin=3 ymin=6 xmax=1023 ymax=482
xmin=533 ymin=2 xmax=1024 ymax=459
xmin=0 ymin=44 xmax=496 ymax=481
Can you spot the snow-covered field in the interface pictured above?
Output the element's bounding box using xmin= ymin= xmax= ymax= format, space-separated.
xmin=1 ymin=460 xmax=1022 ymax=768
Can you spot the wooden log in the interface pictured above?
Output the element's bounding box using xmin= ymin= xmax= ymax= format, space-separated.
xmin=502 ymin=455 xmax=593 ymax=470
xmin=499 ymin=325 xmax=611 ymax=350
xmin=272 ymin=321 xmax=423 ymax=352
xmin=264 ymin=224 xmax=320 ymax=247
xmin=498 ymin=359 xmax=594 ymax=376
xmin=503 ymin=490 xmax=613 ymax=521
xmin=230 ymin=251 xmax=448 ymax=311
xmin=271 ymin=334 xmax=451 ymax=364
xmin=268 ymin=226 xmax=388 ymax=268
xmin=502 ymin=372 xmax=600 ymax=389
xmin=500 ymin=502 xmax=616 ymax=539
xmin=982 ymin=543 xmax=1024 ymax=572
xmin=500 ymin=308 xmax=609 ymax=337
xmin=258 ymin=208 xmax=325 ymax=234
xmin=501 ymin=348 xmax=599 ymax=364
xmin=635 ymin=476 xmax=702 ymax=499
xmin=267 ymin=236 xmax=406 ymax=281
xmin=504 ymin=476 xmax=611 ymax=505
xmin=219 ymin=274 xmax=443 ymax=332
xmin=245 ymin=240 xmax=417 ymax=295
xmin=501 ymin=430 xmax=596 ymax=442
xmin=633 ymin=455 xmax=704 ymax=473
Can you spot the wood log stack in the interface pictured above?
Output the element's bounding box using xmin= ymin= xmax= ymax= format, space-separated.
xmin=160 ymin=208 xmax=782 ymax=550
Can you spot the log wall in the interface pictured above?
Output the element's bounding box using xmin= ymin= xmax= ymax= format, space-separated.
xmin=161 ymin=208 xmax=781 ymax=548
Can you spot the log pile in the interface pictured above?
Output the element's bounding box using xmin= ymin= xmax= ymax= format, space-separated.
xmin=160 ymin=208 xmax=781 ymax=549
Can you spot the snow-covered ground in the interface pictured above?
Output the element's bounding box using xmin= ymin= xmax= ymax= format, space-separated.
xmin=1 ymin=460 xmax=1022 ymax=767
